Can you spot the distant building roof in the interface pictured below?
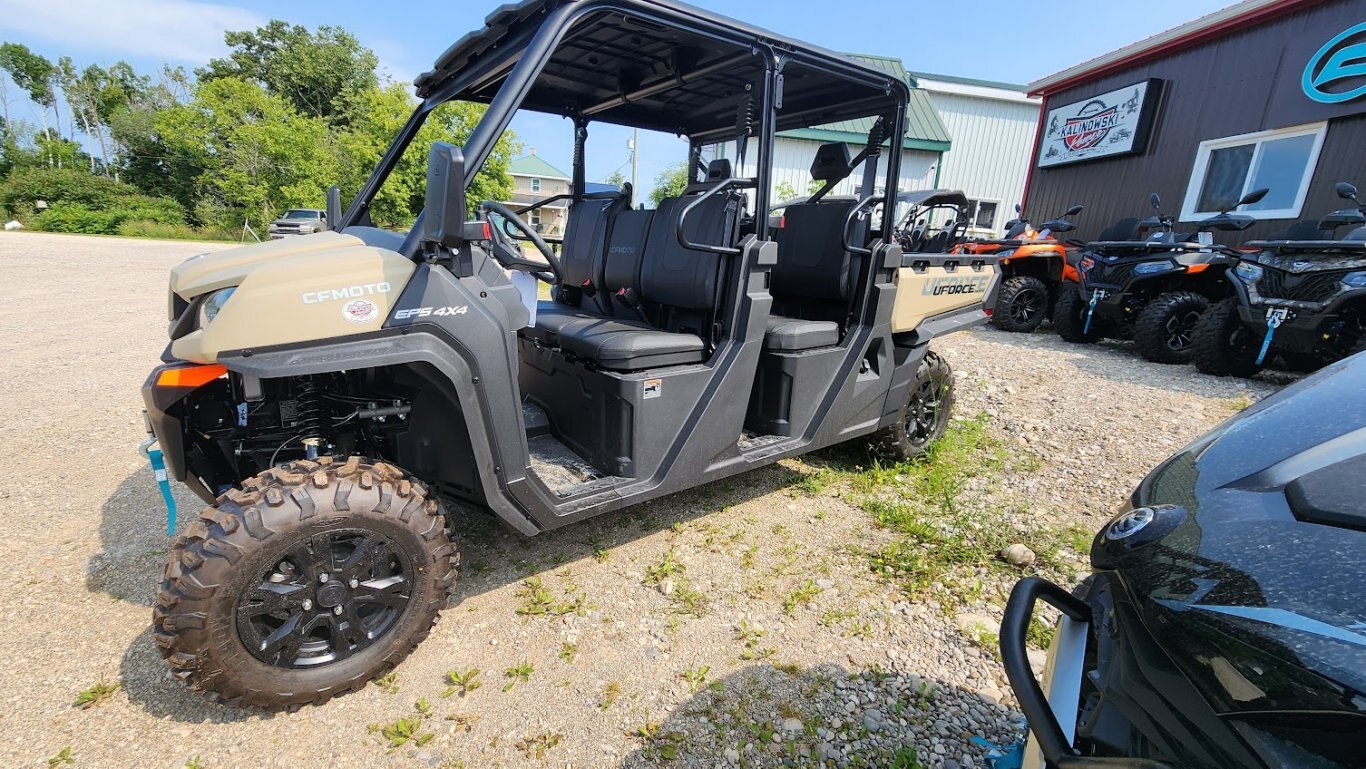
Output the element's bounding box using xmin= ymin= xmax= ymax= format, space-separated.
xmin=908 ymin=70 xmax=1026 ymax=92
xmin=1026 ymin=0 xmax=1315 ymax=96
xmin=778 ymin=53 xmax=952 ymax=153
xmin=509 ymin=153 xmax=570 ymax=179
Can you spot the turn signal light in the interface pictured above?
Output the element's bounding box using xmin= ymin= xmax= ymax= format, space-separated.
xmin=156 ymin=364 xmax=227 ymax=388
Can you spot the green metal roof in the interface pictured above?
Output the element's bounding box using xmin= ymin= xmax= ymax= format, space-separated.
xmin=907 ymin=70 xmax=1028 ymax=92
xmin=777 ymin=53 xmax=951 ymax=153
xmin=508 ymin=153 xmax=570 ymax=179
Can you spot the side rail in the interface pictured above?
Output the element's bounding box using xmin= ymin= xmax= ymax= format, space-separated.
xmin=677 ymin=178 xmax=755 ymax=255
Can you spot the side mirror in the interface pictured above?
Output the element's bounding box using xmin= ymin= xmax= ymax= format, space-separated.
xmin=326 ymin=185 xmax=343 ymax=231
xmin=1065 ymin=204 xmax=1084 ymax=216
xmin=421 ymin=142 xmax=485 ymax=247
xmin=1149 ymin=192 xmax=1161 ymax=210
xmin=1337 ymin=182 xmax=1359 ymax=202
xmin=1238 ymin=188 xmax=1269 ymax=207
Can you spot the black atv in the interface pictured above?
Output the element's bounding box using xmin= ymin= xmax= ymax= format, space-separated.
xmin=1055 ymin=188 xmax=1266 ymax=364
xmin=1001 ymin=352 xmax=1366 ymax=769
xmin=1192 ymin=181 xmax=1366 ymax=377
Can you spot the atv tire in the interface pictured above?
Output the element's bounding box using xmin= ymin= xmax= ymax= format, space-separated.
xmin=1134 ymin=291 xmax=1209 ymax=364
xmin=1053 ymin=285 xmax=1100 ymax=344
xmin=992 ymin=275 xmax=1051 ymax=333
xmin=869 ymin=350 xmax=954 ymax=462
xmin=1191 ymin=298 xmax=1262 ymax=378
xmin=154 ymin=456 xmax=458 ymax=709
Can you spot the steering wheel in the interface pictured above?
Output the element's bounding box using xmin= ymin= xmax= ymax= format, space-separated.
xmin=478 ymin=201 xmax=562 ymax=284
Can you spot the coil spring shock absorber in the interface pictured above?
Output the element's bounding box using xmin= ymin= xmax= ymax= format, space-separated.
xmin=294 ymin=377 xmax=327 ymax=459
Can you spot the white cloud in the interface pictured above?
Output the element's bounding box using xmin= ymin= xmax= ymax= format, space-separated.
xmin=0 ymin=0 xmax=265 ymax=63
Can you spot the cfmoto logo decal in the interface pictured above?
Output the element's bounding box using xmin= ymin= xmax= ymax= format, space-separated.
xmin=1303 ymin=22 xmax=1366 ymax=105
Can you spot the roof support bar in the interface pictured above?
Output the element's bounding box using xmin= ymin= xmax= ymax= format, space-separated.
xmin=581 ymin=51 xmax=754 ymax=117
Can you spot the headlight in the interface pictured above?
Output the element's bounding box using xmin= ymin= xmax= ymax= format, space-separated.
xmin=1133 ymin=261 xmax=1174 ymax=275
xmin=1342 ymin=271 xmax=1366 ymax=288
xmin=1235 ymin=262 xmax=1264 ymax=282
xmin=1079 ymin=257 xmax=1095 ymax=271
xmin=199 ymin=287 xmax=236 ymax=326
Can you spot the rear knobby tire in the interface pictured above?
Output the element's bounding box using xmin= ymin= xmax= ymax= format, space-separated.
xmin=869 ymin=350 xmax=954 ymax=462
xmin=991 ymin=275 xmax=1050 ymax=333
xmin=1053 ymin=284 xmax=1099 ymax=344
xmin=1133 ymin=291 xmax=1210 ymax=364
xmin=1190 ymin=297 xmax=1263 ymax=378
xmin=153 ymin=456 xmax=458 ymax=710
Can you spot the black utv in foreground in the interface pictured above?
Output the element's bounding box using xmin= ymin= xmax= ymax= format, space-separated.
xmin=1192 ymin=182 xmax=1366 ymax=377
xmin=1001 ymin=353 xmax=1366 ymax=769
xmin=140 ymin=0 xmax=996 ymax=708
xmin=1056 ymin=189 xmax=1265 ymax=363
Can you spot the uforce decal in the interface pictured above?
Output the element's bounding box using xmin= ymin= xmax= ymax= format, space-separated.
xmin=393 ymin=306 xmax=469 ymax=320
xmin=302 ymin=282 xmax=392 ymax=304
xmin=921 ymin=275 xmax=990 ymax=296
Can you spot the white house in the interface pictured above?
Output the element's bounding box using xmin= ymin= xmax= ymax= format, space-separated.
xmin=908 ymin=71 xmax=1041 ymax=236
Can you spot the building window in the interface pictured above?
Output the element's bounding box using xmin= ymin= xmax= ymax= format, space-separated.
xmin=1180 ymin=122 xmax=1327 ymax=221
xmin=530 ymin=209 xmax=542 ymax=231
xmin=531 ymin=177 xmax=541 ymax=193
xmin=961 ymin=199 xmax=999 ymax=231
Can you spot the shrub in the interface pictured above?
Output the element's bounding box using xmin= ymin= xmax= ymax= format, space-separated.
xmin=117 ymin=220 xmax=233 ymax=241
xmin=0 ymin=168 xmax=134 ymax=216
xmin=32 ymin=204 xmax=121 ymax=234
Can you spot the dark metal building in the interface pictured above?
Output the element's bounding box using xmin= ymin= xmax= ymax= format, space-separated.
xmin=1024 ymin=0 xmax=1366 ymax=242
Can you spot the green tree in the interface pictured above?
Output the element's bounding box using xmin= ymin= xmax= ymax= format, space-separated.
xmin=58 ymin=58 xmax=151 ymax=172
xmin=0 ymin=43 xmax=62 ymax=150
xmin=648 ymin=162 xmax=690 ymax=207
xmin=156 ymin=77 xmax=341 ymax=226
xmin=604 ymin=170 xmax=626 ymax=187
xmin=199 ymin=20 xmax=378 ymax=124
xmin=339 ymin=82 xmax=515 ymax=227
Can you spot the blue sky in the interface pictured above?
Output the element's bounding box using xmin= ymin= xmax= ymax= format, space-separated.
xmin=0 ymin=0 xmax=1235 ymax=197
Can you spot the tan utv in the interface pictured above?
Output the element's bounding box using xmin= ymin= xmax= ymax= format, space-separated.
xmin=141 ymin=0 xmax=1000 ymax=709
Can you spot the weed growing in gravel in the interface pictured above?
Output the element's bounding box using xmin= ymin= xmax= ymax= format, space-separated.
xmin=368 ymin=716 xmax=433 ymax=750
xmin=559 ymin=641 xmax=578 ymax=663
xmin=47 ymin=748 xmax=74 ymax=768
xmin=599 ymin=680 xmax=622 ymax=710
xmin=644 ymin=548 xmax=685 ymax=584
xmin=593 ymin=547 xmax=611 ymax=563
xmin=184 ymin=757 xmax=204 ymax=769
xmin=1028 ymin=616 xmax=1056 ymax=650
xmin=516 ymin=576 xmax=589 ymax=617
xmin=374 ymin=671 xmax=400 ymax=694
xmin=681 ymin=665 xmax=710 ymax=693
xmin=503 ymin=661 xmax=534 ymax=691
xmin=1228 ymin=394 xmax=1253 ymax=411
xmin=669 ymin=579 xmax=710 ymax=616
xmin=736 ymin=620 xmax=776 ymax=660
xmin=73 ymin=678 xmax=120 ymax=709
xmin=446 ymin=713 xmax=481 ymax=732
xmin=514 ymin=731 xmax=563 ymax=760
xmin=888 ymin=745 xmax=924 ymax=768
xmin=782 ymin=579 xmax=823 ymax=614
xmin=442 ymin=668 xmax=482 ymax=698
xmin=633 ymin=720 xmax=687 ymax=761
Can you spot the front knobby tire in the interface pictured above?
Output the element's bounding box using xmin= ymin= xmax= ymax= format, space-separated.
xmin=991 ymin=275 xmax=1050 ymax=333
xmin=1053 ymin=285 xmax=1100 ymax=344
xmin=153 ymin=456 xmax=458 ymax=710
xmin=1134 ymin=291 xmax=1210 ymax=364
xmin=869 ymin=350 xmax=955 ymax=462
xmin=1190 ymin=297 xmax=1263 ymax=378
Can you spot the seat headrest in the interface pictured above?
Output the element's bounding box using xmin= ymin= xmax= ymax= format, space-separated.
xmin=706 ymin=158 xmax=732 ymax=181
xmin=810 ymin=142 xmax=852 ymax=182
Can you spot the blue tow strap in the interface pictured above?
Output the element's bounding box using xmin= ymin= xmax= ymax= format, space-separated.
xmin=141 ymin=439 xmax=178 ymax=536
xmin=1083 ymin=290 xmax=1099 ymax=334
xmin=1256 ymin=312 xmax=1284 ymax=365
xmin=972 ymin=735 xmax=1024 ymax=769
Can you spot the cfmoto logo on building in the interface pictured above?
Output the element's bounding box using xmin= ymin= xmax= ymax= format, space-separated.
xmin=1303 ymin=22 xmax=1366 ymax=104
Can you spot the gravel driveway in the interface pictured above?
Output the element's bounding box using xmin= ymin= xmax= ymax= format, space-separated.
xmin=0 ymin=232 xmax=1283 ymax=769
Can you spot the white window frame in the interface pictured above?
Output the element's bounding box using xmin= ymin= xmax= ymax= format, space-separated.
xmin=530 ymin=177 xmax=541 ymax=192
xmin=1179 ymin=122 xmax=1327 ymax=222
xmin=530 ymin=209 xmax=542 ymax=227
xmin=969 ymin=198 xmax=1001 ymax=231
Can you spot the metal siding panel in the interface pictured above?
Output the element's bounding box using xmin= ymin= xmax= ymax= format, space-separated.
xmin=1027 ymin=0 xmax=1366 ymax=242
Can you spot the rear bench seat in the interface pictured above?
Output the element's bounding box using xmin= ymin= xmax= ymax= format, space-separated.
xmin=528 ymin=159 xmax=743 ymax=371
xmin=764 ymin=196 xmax=862 ymax=350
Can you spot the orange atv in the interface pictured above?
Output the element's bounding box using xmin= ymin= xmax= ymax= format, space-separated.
xmin=954 ymin=203 xmax=1084 ymax=332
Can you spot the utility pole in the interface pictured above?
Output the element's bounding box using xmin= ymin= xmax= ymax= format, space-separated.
xmin=630 ymin=128 xmax=639 ymax=195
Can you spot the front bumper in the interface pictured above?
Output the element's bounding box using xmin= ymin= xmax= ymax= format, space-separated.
xmin=1001 ymin=576 xmax=1174 ymax=769
xmin=141 ymin=363 xmax=221 ymax=503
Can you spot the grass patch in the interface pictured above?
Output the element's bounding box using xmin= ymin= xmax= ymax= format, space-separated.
xmin=782 ymin=579 xmax=823 ymax=615
xmin=73 ymin=679 xmax=120 ymax=709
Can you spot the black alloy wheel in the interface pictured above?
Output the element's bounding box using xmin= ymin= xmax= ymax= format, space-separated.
xmin=237 ymin=529 xmax=413 ymax=668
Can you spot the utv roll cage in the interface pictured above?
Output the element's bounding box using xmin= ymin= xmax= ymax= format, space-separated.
xmin=340 ymin=0 xmax=913 ymax=251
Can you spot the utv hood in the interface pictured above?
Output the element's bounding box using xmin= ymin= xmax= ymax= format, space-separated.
xmin=1099 ymin=355 xmax=1366 ymax=719
xmin=169 ymin=231 xmax=365 ymax=309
